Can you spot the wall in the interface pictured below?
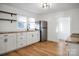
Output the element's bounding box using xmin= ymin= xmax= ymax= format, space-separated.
xmin=36 ymin=8 xmax=79 ymax=42
xmin=0 ymin=4 xmax=36 ymax=32
xmin=0 ymin=4 xmax=79 ymax=42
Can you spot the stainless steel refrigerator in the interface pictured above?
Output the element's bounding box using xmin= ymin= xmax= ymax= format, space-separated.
xmin=35 ymin=21 xmax=47 ymax=42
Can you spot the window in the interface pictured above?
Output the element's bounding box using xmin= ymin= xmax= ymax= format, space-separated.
xmin=17 ymin=15 xmax=27 ymax=30
xmin=56 ymin=17 xmax=70 ymax=40
xmin=27 ymin=18 xmax=36 ymax=30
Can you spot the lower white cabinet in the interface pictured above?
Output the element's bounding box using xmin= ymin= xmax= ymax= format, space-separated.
xmin=0 ymin=33 xmax=16 ymax=55
xmin=16 ymin=32 xmax=27 ymax=49
xmin=26 ymin=31 xmax=40 ymax=46
xmin=0 ymin=35 xmax=6 ymax=54
xmin=35 ymin=31 xmax=40 ymax=42
xmin=6 ymin=34 xmax=16 ymax=52
xmin=68 ymin=43 xmax=79 ymax=56
xmin=0 ymin=31 xmax=40 ymax=55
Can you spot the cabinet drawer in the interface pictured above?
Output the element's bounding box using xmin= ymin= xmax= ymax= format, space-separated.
xmin=69 ymin=49 xmax=79 ymax=56
xmin=17 ymin=33 xmax=26 ymax=36
xmin=17 ymin=43 xmax=24 ymax=48
xmin=17 ymin=42 xmax=26 ymax=48
xmin=68 ymin=43 xmax=79 ymax=56
xmin=17 ymin=39 xmax=26 ymax=43
xmin=68 ymin=43 xmax=79 ymax=49
xmin=17 ymin=37 xmax=26 ymax=42
xmin=16 ymin=33 xmax=22 ymax=35
xmin=0 ymin=34 xmax=8 ymax=38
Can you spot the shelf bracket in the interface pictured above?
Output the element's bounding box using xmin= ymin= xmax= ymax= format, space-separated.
xmin=11 ymin=20 xmax=12 ymax=23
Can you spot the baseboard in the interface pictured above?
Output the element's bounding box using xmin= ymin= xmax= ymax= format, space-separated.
xmin=47 ymin=39 xmax=59 ymax=43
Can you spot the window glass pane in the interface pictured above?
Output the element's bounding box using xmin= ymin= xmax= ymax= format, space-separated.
xmin=28 ymin=18 xmax=35 ymax=23
xmin=17 ymin=15 xmax=27 ymax=30
xmin=17 ymin=22 xmax=27 ymax=29
xmin=17 ymin=15 xmax=27 ymax=22
xmin=28 ymin=23 xmax=36 ymax=30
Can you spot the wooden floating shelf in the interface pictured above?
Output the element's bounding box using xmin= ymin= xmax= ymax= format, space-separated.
xmin=0 ymin=10 xmax=17 ymax=15
xmin=0 ymin=10 xmax=17 ymax=23
xmin=0 ymin=18 xmax=17 ymax=23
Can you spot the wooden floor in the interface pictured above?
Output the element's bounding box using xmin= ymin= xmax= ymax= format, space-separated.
xmin=5 ymin=41 xmax=68 ymax=56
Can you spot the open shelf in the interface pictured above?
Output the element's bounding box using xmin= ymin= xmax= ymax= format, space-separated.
xmin=0 ymin=18 xmax=17 ymax=23
xmin=0 ymin=10 xmax=17 ymax=16
xmin=0 ymin=10 xmax=17 ymax=23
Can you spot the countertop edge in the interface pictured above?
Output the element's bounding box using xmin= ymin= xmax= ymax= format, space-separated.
xmin=0 ymin=30 xmax=39 ymax=34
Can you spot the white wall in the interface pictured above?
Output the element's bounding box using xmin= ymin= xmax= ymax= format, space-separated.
xmin=0 ymin=4 xmax=36 ymax=17
xmin=0 ymin=4 xmax=36 ymax=32
xmin=1 ymin=4 xmax=79 ymax=42
xmin=36 ymin=8 xmax=79 ymax=42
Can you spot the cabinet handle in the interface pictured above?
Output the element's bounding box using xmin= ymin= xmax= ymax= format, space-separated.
xmin=4 ymin=39 xmax=7 ymax=42
xmin=32 ymin=34 xmax=34 ymax=37
xmin=4 ymin=35 xmax=8 ymax=37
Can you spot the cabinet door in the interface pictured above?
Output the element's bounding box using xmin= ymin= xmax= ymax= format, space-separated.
xmin=16 ymin=32 xmax=27 ymax=49
xmin=26 ymin=31 xmax=40 ymax=46
xmin=31 ymin=31 xmax=40 ymax=43
xmin=6 ymin=34 xmax=16 ymax=52
xmin=26 ymin=32 xmax=35 ymax=45
xmin=0 ymin=35 xmax=6 ymax=54
xmin=37 ymin=31 xmax=40 ymax=41
xmin=26 ymin=32 xmax=32 ymax=45
xmin=30 ymin=32 xmax=35 ymax=44
xmin=68 ymin=43 xmax=79 ymax=56
xmin=34 ymin=31 xmax=40 ymax=42
xmin=29 ymin=32 xmax=36 ymax=44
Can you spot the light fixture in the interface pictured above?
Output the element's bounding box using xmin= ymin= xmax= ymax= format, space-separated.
xmin=42 ymin=3 xmax=51 ymax=9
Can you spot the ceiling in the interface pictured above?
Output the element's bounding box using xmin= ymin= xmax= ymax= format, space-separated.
xmin=3 ymin=3 xmax=79 ymax=14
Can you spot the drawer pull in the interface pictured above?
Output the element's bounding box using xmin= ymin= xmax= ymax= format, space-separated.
xmin=4 ymin=35 xmax=8 ymax=37
xmin=32 ymin=34 xmax=34 ymax=37
xmin=4 ymin=39 xmax=7 ymax=42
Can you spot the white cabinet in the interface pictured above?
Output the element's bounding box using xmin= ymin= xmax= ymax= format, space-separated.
xmin=0 ymin=31 xmax=40 ymax=55
xmin=26 ymin=31 xmax=40 ymax=46
xmin=34 ymin=31 xmax=40 ymax=42
xmin=6 ymin=34 xmax=16 ymax=52
xmin=31 ymin=31 xmax=40 ymax=43
xmin=16 ymin=32 xmax=27 ymax=49
xmin=0 ymin=35 xmax=6 ymax=54
xmin=68 ymin=43 xmax=79 ymax=56
xmin=26 ymin=32 xmax=32 ymax=45
xmin=0 ymin=33 xmax=16 ymax=55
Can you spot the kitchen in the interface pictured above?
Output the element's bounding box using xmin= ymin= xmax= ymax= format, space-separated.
xmin=0 ymin=3 xmax=79 ymax=56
